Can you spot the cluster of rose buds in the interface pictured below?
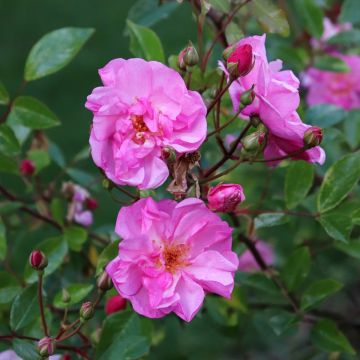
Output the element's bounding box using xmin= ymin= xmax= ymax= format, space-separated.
xmin=19 ymin=159 xmax=36 ymax=176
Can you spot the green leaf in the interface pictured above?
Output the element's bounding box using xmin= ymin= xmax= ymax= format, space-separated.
xmin=0 ymin=201 xmax=22 ymax=215
xmin=336 ymin=240 xmax=360 ymax=260
xmin=225 ymin=22 xmax=244 ymax=46
xmin=0 ymin=81 xmax=10 ymax=105
xmin=281 ymin=247 xmax=311 ymax=291
xmin=96 ymin=240 xmax=119 ymax=276
xmin=343 ymin=109 xmax=360 ymax=150
xmin=340 ymin=0 xmax=360 ymax=25
xmin=7 ymin=96 xmax=60 ymax=129
xmin=301 ymin=279 xmax=343 ymax=311
xmin=295 ymin=0 xmax=323 ymax=38
xmin=318 ymin=213 xmax=353 ymax=243
xmin=328 ymin=29 xmax=360 ymax=47
xmin=24 ymin=27 xmax=95 ymax=81
xmin=254 ymin=213 xmax=289 ymax=229
xmin=28 ymin=149 xmax=50 ymax=174
xmin=263 ymin=309 xmax=298 ymax=336
xmin=24 ymin=236 xmax=68 ymax=284
xmin=66 ymin=168 xmax=94 ymax=186
xmin=64 ymin=226 xmax=88 ymax=252
xmin=285 ymin=161 xmax=314 ymax=209
xmin=318 ymin=152 xmax=360 ymax=213
xmin=50 ymin=198 xmax=65 ymax=225
xmin=127 ymin=0 xmax=180 ymax=28
xmin=305 ymin=104 xmax=346 ymax=128
xmin=206 ymin=296 xmax=238 ymax=326
xmin=53 ymin=283 xmax=93 ymax=309
xmin=0 ymin=153 xmax=18 ymax=175
xmin=96 ymin=311 xmax=150 ymax=360
xmin=352 ymin=207 xmax=360 ymax=226
xmin=314 ymin=55 xmax=350 ymax=73
xmin=0 ymin=124 xmax=20 ymax=156
xmin=0 ymin=271 xmax=21 ymax=304
xmin=208 ymin=0 xmax=230 ymax=13
xmin=311 ymin=319 xmax=355 ymax=354
xmin=126 ymin=20 xmax=165 ymax=62
xmin=0 ymin=217 xmax=7 ymax=261
xmin=48 ymin=141 xmax=66 ymax=167
xmin=241 ymin=273 xmax=280 ymax=296
xmin=250 ymin=0 xmax=289 ymax=36
xmin=13 ymin=338 xmax=39 ymax=360
xmin=10 ymin=284 xmax=40 ymax=331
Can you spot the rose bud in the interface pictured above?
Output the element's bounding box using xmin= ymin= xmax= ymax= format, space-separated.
xmin=85 ymin=197 xmax=98 ymax=210
xmin=80 ymin=301 xmax=94 ymax=322
xmin=19 ymin=159 xmax=36 ymax=176
xmin=240 ymin=86 xmax=255 ymax=107
xmin=227 ymin=44 xmax=253 ymax=79
xmin=222 ymin=44 xmax=237 ymax=61
xmin=161 ymin=146 xmax=177 ymax=163
xmin=304 ymin=126 xmax=323 ymax=148
xmin=29 ymin=250 xmax=48 ymax=271
xmin=183 ymin=44 xmax=199 ymax=67
xmin=207 ymin=183 xmax=245 ymax=213
xmin=38 ymin=337 xmax=55 ymax=358
xmin=241 ymin=125 xmax=267 ymax=154
xmin=178 ymin=48 xmax=188 ymax=71
xmin=250 ymin=114 xmax=261 ymax=127
xmin=62 ymin=353 xmax=72 ymax=360
xmin=105 ymin=295 xmax=127 ymax=315
xmin=97 ymin=271 xmax=113 ymax=292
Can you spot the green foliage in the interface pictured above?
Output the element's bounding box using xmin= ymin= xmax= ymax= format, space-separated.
xmin=64 ymin=225 xmax=88 ymax=252
xmin=0 ymin=81 xmax=10 ymax=105
xmin=295 ymin=0 xmax=324 ymax=38
xmin=53 ymin=283 xmax=93 ymax=308
xmin=313 ymin=55 xmax=350 ymax=72
xmin=0 ymin=124 xmax=20 ymax=156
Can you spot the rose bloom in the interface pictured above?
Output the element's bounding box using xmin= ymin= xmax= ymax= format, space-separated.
xmin=85 ymin=58 xmax=207 ymax=190
xmin=238 ymin=240 xmax=274 ymax=272
xmin=222 ymin=34 xmax=325 ymax=165
xmin=207 ymin=183 xmax=245 ymax=213
xmin=106 ymin=197 xmax=238 ymax=322
xmin=304 ymin=53 xmax=360 ymax=110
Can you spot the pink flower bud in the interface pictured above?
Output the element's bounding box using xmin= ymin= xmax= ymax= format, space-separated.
xmin=227 ymin=44 xmax=254 ymax=78
xmin=80 ymin=301 xmax=94 ymax=321
xmin=207 ymin=183 xmax=245 ymax=213
xmin=38 ymin=337 xmax=55 ymax=357
xmin=85 ymin=197 xmax=98 ymax=210
xmin=29 ymin=250 xmax=48 ymax=271
xmin=105 ymin=295 xmax=127 ymax=315
xmin=240 ymin=86 xmax=255 ymax=106
xmin=19 ymin=159 xmax=36 ymax=176
xmin=304 ymin=126 xmax=323 ymax=148
xmin=178 ymin=43 xmax=199 ymax=70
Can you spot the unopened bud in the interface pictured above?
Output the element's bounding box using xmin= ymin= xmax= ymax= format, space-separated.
xmin=102 ymin=178 xmax=112 ymax=190
xmin=161 ymin=146 xmax=177 ymax=163
xmin=183 ymin=43 xmax=199 ymax=67
xmin=304 ymin=126 xmax=323 ymax=148
xmin=222 ymin=44 xmax=236 ymax=61
xmin=38 ymin=337 xmax=55 ymax=358
xmin=80 ymin=301 xmax=94 ymax=322
xmin=241 ymin=125 xmax=267 ymax=154
xmin=97 ymin=271 xmax=113 ymax=292
xmin=240 ymin=86 xmax=255 ymax=107
xmin=85 ymin=197 xmax=98 ymax=210
xmin=105 ymin=295 xmax=127 ymax=315
xmin=227 ymin=43 xmax=254 ymax=79
xmin=208 ymin=183 xmax=245 ymax=213
xmin=61 ymin=289 xmax=71 ymax=304
xmin=20 ymin=159 xmax=36 ymax=176
xmin=29 ymin=250 xmax=48 ymax=271
xmin=250 ymin=114 xmax=261 ymax=127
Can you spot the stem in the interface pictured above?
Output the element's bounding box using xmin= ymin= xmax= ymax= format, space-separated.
xmin=241 ymin=146 xmax=309 ymax=163
xmin=186 ymin=71 xmax=193 ymax=88
xmin=206 ymin=80 xmax=233 ymax=115
xmin=113 ymin=185 xmax=139 ymax=201
xmin=37 ymin=272 xmax=49 ymax=336
xmin=206 ymin=107 xmax=243 ymax=139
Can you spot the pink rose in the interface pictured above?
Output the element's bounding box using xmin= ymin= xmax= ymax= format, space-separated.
xmin=207 ymin=183 xmax=245 ymax=213
xmin=222 ymin=34 xmax=325 ymax=165
xmin=304 ymin=53 xmax=360 ymax=110
xmin=85 ymin=58 xmax=207 ymax=190
xmin=106 ymin=197 xmax=238 ymax=322
xmin=238 ymin=240 xmax=274 ymax=272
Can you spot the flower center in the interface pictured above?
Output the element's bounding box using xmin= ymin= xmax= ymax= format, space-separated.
xmin=131 ymin=115 xmax=149 ymax=133
xmin=163 ymin=244 xmax=189 ymax=273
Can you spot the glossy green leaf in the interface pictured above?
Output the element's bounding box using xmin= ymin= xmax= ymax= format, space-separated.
xmin=96 ymin=311 xmax=150 ymax=360
xmin=96 ymin=240 xmax=119 ymax=276
xmin=0 ymin=271 xmax=21 ymax=304
xmin=10 ymin=284 xmax=40 ymax=331
xmin=28 ymin=149 xmax=50 ymax=174
xmin=7 ymin=96 xmax=60 ymax=129
xmin=263 ymin=309 xmax=298 ymax=336
xmin=314 ymin=55 xmax=350 ymax=72
xmin=352 ymin=207 xmax=360 ymax=226
xmin=126 ymin=20 xmax=165 ymax=62
xmin=0 ymin=217 xmax=6 ymax=261
xmin=295 ymin=0 xmax=323 ymax=38
xmin=66 ymin=168 xmax=94 ymax=186
xmin=281 ymin=247 xmax=311 ymax=291
xmin=13 ymin=338 xmax=39 ymax=360
xmin=305 ymin=104 xmax=346 ymax=128
xmin=343 ymin=109 xmax=360 ymax=150
xmin=301 ymin=279 xmax=343 ymax=311
xmin=0 ymin=81 xmax=10 ymax=105
xmin=0 ymin=124 xmax=19 ymax=156
xmin=336 ymin=240 xmax=360 ymax=260
xmin=340 ymin=0 xmax=360 ymax=25
xmin=206 ymin=296 xmax=238 ymax=326
xmin=48 ymin=141 xmax=66 ymax=167
xmin=242 ymin=273 xmax=280 ymax=296
xmin=285 ymin=161 xmax=314 ymax=209
xmin=24 ymin=236 xmax=68 ymax=284
xmin=50 ymin=198 xmax=65 ymax=226
xmin=318 ymin=152 xmax=360 ymax=213
xmin=255 ymin=213 xmax=289 ymax=229
xmin=250 ymin=0 xmax=289 ymax=36
xmin=53 ymin=283 xmax=93 ymax=309
xmin=24 ymin=27 xmax=95 ymax=81
xmin=311 ymin=319 xmax=355 ymax=354
xmin=64 ymin=225 xmax=87 ymax=252
xmin=0 ymin=153 xmax=18 ymax=175
xmin=318 ymin=213 xmax=353 ymax=243
xmin=225 ymin=22 xmax=244 ymax=46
